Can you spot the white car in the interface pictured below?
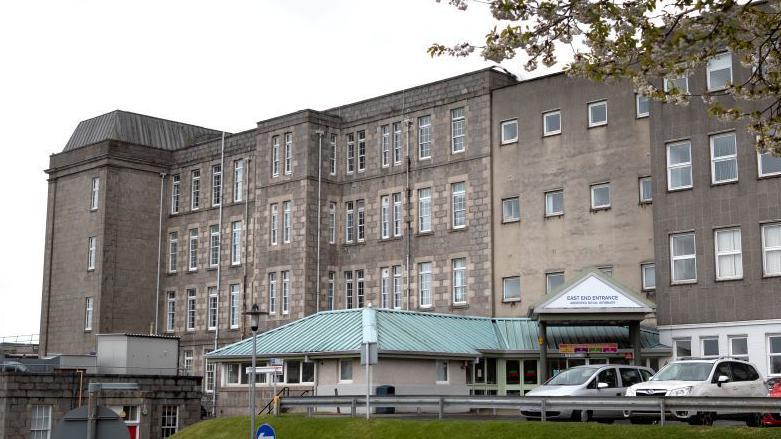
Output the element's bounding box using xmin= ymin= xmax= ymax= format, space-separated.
xmin=624 ymin=358 xmax=766 ymax=426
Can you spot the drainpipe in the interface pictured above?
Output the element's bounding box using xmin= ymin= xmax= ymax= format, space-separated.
xmin=242 ymin=157 xmax=251 ymax=338
xmin=154 ymin=172 xmax=166 ymax=334
xmin=404 ymin=119 xmax=413 ymax=310
xmin=315 ymin=130 xmax=324 ymax=313
xmin=212 ymin=132 xmax=225 ymax=415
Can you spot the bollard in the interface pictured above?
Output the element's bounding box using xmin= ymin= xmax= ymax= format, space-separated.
xmin=541 ymin=399 xmax=547 ymax=422
xmin=438 ymin=398 xmax=444 ymax=420
xmin=273 ymin=396 xmax=280 ymax=416
xmin=351 ymin=399 xmax=357 ymax=417
xmin=660 ymin=399 xmax=666 ymax=426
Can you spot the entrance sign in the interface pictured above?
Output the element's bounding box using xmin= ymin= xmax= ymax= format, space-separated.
xmin=247 ymin=366 xmax=283 ymax=375
xmin=256 ymin=423 xmax=276 ymax=439
xmin=559 ymin=343 xmax=618 ymax=354
xmin=534 ymin=271 xmax=654 ymax=315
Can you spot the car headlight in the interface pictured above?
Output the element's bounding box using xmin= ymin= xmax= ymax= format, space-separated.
xmin=667 ymin=386 xmax=692 ymax=397
xmin=625 ymin=387 xmax=636 ymax=396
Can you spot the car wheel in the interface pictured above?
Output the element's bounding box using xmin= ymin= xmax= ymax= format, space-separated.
xmin=745 ymin=413 xmax=762 ymax=427
xmin=687 ymin=412 xmax=714 ymax=426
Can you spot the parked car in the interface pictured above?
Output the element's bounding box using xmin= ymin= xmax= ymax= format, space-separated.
xmin=762 ymin=377 xmax=781 ymax=427
xmin=624 ymin=358 xmax=766 ymax=426
xmin=520 ymin=364 xmax=654 ymax=422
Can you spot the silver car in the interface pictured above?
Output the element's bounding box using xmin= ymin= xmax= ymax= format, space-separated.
xmin=521 ymin=365 xmax=654 ymax=422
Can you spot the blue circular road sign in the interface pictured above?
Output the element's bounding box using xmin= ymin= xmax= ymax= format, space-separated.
xmin=256 ymin=423 xmax=276 ymax=439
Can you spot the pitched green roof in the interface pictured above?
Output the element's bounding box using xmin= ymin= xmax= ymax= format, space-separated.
xmin=207 ymin=308 xmax=667 ymax=360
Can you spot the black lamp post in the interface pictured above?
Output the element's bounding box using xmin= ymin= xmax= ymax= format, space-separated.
xmin=244 ymin=304 xmax=265 ymax=438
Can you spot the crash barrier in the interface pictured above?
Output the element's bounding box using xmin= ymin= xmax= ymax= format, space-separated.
xmin=279 ymin=395 xmax=781 ymax=425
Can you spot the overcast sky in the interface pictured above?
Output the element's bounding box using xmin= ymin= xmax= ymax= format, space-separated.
xmin=0 ymin=0 xmax=560 ymax=338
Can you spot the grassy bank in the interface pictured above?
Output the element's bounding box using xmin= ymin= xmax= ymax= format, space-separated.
xmin=172 ymin=415 xmax=781 ymax=439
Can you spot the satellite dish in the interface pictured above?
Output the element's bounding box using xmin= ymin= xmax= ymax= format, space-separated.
xmin=52 ymin=406 xmax=129 ymax=439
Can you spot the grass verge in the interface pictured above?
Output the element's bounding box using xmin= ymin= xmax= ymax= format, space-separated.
xmin=172 ymin=415 xmax=781 ymax=439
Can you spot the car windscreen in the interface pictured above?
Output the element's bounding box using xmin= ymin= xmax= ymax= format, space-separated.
xmin=651 ymin=363 xmax=713 ymax=382
xmin=545 ymin=367 xmax=599 ymax=385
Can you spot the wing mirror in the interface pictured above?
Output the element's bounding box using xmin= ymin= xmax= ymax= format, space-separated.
xmin=717 ymin=375 xmax=730 ymax=386
xmin=597 ymin=382 xmax=609 ymax=389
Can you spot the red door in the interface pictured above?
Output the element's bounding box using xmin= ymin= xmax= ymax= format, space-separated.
xmin=127 ymin=425 xmax=137 ymax=439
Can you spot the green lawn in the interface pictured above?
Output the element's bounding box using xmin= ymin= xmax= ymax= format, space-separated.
xmin=172 ymin=415 xmax=781 ymax=439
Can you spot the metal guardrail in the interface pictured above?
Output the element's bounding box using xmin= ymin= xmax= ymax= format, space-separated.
xmin=279 ymin=395 xmax=781 ymax=425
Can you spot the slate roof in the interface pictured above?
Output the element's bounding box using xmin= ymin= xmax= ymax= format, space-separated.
xmin=63 ymin=110 xmax=224 ymax=152
xmin=207 ymin=308 xmax=668 ymax=360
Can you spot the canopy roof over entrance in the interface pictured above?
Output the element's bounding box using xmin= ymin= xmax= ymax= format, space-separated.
xmin=206 ymin=307 xmax=668 ymax=360
xmin=531 ymin=269 xmax=655 ymax=323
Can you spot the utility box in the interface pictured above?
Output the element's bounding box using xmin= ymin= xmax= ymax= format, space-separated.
xmin=96 ymin=334 xmax=179 ymax=376
xmin=375 ymin=385 xmax=396 ymax=414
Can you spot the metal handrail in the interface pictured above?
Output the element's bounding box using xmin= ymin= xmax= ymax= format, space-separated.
xmin=278 ymin=395 xmax=781 ymax=424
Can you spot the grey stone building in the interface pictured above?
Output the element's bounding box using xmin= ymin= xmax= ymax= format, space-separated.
xmin=650 ymin=52 xmax=781 ymax=378
xmin=40 ymin=66 xmax=663 ymax=400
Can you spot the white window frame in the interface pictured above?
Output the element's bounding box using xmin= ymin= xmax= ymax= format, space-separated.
xmin=327 ymin=272 xmax=335 ymax=310
xmin=186 ymin=289 xmax=196 ymax=330
xmin=674 ymin=338 xmax=692 ymax=359
xmin=191 ymin=169 xmax=200 ymax=210
xmin=381 ymin=125 xmax=390 ymax=167
xmin=452 ymin=257 xmax=466 ymax=304
xmin=590 ymin=183 xmax=611 ymax=210
xmin=636 ymin=94 xmax=650 ymax=118
xmin=205 ymin=362 xmax=215 ymax=393
xmin=90 ymin=176 xmax=100 ymax=210
xmin=283 ymin=201 xmax=291 ymax=243
xmin=329 ymin=133 xmax=337 ymax=176
xmin=710 ymin=132 xmax=738 ymax=184
xmin=168 ymin=232 xmax=178 ymax=273
xmin=31 ymin=404 xmax=52 ymax=439
xmin=670 ymin=232 xmax=697 ymax=284
xmin=418 ymin=187 xmax=432 ymax=233
xmin=587 ymin=100 xmax=607 ymax=127
xmin=87 ymin=236 xmax=97 ymax=270
xmin=381 ymin=268 xmax=390 ymax=308
xmin=728 ymin=336 xmax=749 ymax=360
xmin=234 ymin=159 xmax=244 ymax=202
xmin=271 ymin=136 xmax=280 ymax=177
xmin=270 ymin=203 xmax=278 ymax=245
xmin=170 ymin=174 xmax=180 ymax=214
xmin=436 ymin=360 xmax=449 ymax=384
xmin=346 ymin=133 xmax=355 ymax=174
xmin=666 ymin=140 xmax=693 ymax=191
xmin=393 ymin=192 xmax=402 ymax=237
xmin=451 ymin=107 xmax=465 ymax=153
xmin=418 ymin=115 xmax=432 ymax=160
xmin=357 ymin=130 xmax=366 ymax=172
xmin=639 ymin=176 xmax=653 ymax=203
xmin=328 ymin=202 xmax=336 ymax=244
xmin=211 ymin=165 xmax=222 ymax=207
xmin=339 ymin=359 xmax=353 ymax=383
xmin=356 ymin=269 xmax=365 ymax=308
xmin=268 ymin=272 xmax=277 ymax=314
xmin=209 ymin=225 xmax=220 ymax=268
xmin=762 ymin=223 xmax=781 ymax=277
xmin=188 ymin=229 xmax=198 ymax=271
xmin=344 ymin=271 xmax=353 ymax=309
xmin=207 ymin=287 xmax=218 ymax=330
xmin=357 ymin=200 xmax=365 ymax=242
xmin=229 ymin=284 xmax=240 ymax=329
xmin=502 ymin=197 xmax=520 ymax=223
xmin=393 ymin=265 xmax=402 ymax=309
xmin=161 ymin=405 xmax=178 ymax=438
xmin=381 ymin=195 xmax=390 ymax=239
xmin=714 ymin=228 xmax=743 ymax=280
xmin=84 ymin=297 xmax=93 ymax=331
xmin=543 ymin=110 xmax=561 ymax=136
xmin=166 ymin=291 xmax=175 ymax=332
xmin=393 ymin=122 xmax=402 ymax=164
xmin=546 ymin=272 xmax=564 ymax=294
xmin=231 ymin=221 xmax=241 ymax=266
xmin=282 ymin=270 xmax=290 ymax=314
xmin=284 ymin=132 xmax=292 ymax=175
xmin=419 ymin=262 xmax=432 ymax=308
xmin=500 ymin=119 xmax=518 ymax=144
xmin=451 ymin=182 xmax=466 ymax=229
xmin=700 ymin=337 xmax=720 ymax=358
xmin=757 ymin=151 xmax=781 ymax=177
xmin=345 ymin=201 xmax=354 ymax=243
xmin=641 ymin=263 xmax=656 ymax=291
xmin=770 ymin=335 xmax=781 ymax=376
xmin=545 ymin=190 xmax=564 ymax=217
xmin=664 ymin=75 xmax=689 ymax=93
xmin=502 ymin=276 xmax=521 ymax=302
xmin=707 ymin=52 xmax=733 ymax=92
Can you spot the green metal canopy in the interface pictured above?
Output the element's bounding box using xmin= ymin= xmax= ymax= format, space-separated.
xmin=206 ymin=308 xmax=668 ymax=360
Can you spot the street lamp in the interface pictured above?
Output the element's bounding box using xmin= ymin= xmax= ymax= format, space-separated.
xmin=245 ymin=304 xmax=266 ymax=439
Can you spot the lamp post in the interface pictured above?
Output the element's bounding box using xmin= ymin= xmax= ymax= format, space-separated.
xmin=245 ymin=304 xmax=265 ymax=439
